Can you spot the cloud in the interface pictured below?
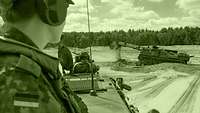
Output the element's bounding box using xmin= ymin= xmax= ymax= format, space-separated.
xmin=65 ymin=0 xmax=162 ymax=32
xmin=148 ymin=17 xmax=179 ymax=28
xmin=146 ymin=0 xmax=164 ymax=2
xmin=176 ymin=0 xmax=200 ymax=17
xmin=181 ymin=16 xmax=200 ymax=26
xmin=176 ymin=0 xmax=200 ymax=10
xmin=175 ymin=0 xmax=200 ymax=27
xmin=64 ymin=0 xmax=200 ymax=32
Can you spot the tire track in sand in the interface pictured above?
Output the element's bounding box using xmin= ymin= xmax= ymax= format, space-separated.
xmin=168 ymin=75 xmax=200 ymax=113
xmin=143 ymin=78 xmax=176 ymax=98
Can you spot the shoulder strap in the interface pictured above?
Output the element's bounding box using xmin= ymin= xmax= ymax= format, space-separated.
xmin=16 ymin=55 xmax=41 ymax=78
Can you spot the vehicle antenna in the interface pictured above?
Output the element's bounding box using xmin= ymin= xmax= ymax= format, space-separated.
xmin=86 ymin=0 xmax=92 ymax=58
xmin=86 ymin=0 xmax=97 ymax=96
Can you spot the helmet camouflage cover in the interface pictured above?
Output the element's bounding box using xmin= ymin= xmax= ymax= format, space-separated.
xmin=0 ymin=0 xmax=74 ymax=16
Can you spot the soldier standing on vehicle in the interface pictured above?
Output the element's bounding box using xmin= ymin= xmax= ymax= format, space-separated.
xmin=0 ymin=0 xmax=88 ymax=113
xmin=73 ymin=52 xmax=99 ymax=74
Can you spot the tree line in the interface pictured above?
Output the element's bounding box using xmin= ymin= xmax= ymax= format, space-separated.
xmin=61 ymin=26 xmax=200 ymax=48
xmin=1 ymin=25 xmax=199 ymax=48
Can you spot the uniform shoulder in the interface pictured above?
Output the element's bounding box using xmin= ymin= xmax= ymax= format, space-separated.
xmin=0 ymin=36 xmax=60 ymax=78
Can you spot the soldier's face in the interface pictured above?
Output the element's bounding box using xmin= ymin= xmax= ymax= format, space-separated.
xmin=49 ymin=21 xmax=66 ymax=43
xmin=50 ymin=2 xmax=69 ymax=42
xmin=48 ymin=2 xmax=69 ymax=43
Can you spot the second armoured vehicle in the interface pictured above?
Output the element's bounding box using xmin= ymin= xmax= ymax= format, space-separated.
xmin=110 ymin=41 xmax=192 ymax=65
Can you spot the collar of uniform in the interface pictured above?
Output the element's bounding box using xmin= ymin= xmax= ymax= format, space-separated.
xmin=2 ymin=27 xmax=39 ymax=49
xmin=0 ymin=36 xmax=60 ymax=80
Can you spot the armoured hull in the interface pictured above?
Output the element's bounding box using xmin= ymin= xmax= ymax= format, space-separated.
xmin=65 ymin=73 xmax=135 ymax=113
xmin=111 ymin=41 xmax=192 ymax=65
xmin=138 ymin=48 xmax=191 ymax=65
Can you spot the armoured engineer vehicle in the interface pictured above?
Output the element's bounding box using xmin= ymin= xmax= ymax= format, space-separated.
xmin=63 ymin=52 xmax=138 ymax=113
xmin=110 ymin=41 xmax=193 ymax=65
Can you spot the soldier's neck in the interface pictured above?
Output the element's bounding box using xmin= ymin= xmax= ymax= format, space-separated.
xmin=10 ymin=15 xmax=64 ymax=49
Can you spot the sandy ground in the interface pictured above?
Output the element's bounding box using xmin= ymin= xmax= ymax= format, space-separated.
xmin=44 ymin=45 xmax=200 ymax=113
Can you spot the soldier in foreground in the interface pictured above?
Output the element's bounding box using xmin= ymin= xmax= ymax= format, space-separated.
xmin=0 ymin=0 xmax=87 ymax=113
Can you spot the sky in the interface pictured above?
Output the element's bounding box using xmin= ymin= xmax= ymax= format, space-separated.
xmin=64 ymin=0 xmax=200 ymax=32
xmin=0 ymin=0 xmax=200 ymax=32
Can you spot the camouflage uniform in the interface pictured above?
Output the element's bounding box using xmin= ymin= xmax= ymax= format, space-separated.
xmin=0 ymin=27 xmax=88 ymax=113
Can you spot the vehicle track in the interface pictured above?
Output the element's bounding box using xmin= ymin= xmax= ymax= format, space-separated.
xmin=168 ymin=75 xmax=200 ymax=113
xmin=131 ymin=76 xmax=157 ymax=91
xmin=143 ymin=78 xmax=176 ymax=98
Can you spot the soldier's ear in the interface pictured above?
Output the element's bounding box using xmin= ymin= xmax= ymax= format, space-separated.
xmin=35 ymin=0 xmax=68 ymax=26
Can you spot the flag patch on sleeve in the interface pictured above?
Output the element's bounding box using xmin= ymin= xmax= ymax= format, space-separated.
xmin=13 ymin=92 xmax=40 ymax=108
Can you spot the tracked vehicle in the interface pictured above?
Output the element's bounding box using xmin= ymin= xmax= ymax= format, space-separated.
xmin=138 ymin=46 xmax=191 ymax=65
xmin=111 ymin=41 xmax=192 ymax=65
xmin=63 ymin=52 xmax=137 ymax=113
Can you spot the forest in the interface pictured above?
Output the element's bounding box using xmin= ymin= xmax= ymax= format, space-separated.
xmin=61 ymin=26 xmax=200 ymax=48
